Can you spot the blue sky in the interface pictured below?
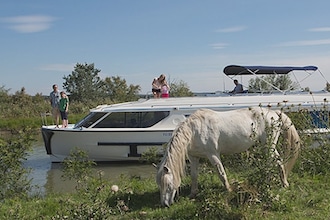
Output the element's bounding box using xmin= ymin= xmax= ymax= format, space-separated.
xmin=1 ymin=0 xmax=330 ymax=95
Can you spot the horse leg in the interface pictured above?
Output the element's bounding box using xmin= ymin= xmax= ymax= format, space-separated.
xmin=270 ymin=130 xmax=289 ymax=187
xmin=189 ymin=156 xmax=199 ymax=198
xmin=272 ymin=147 xmax=289 ymax=187
xmin=208 ymin=154 xmax=232 ymax=192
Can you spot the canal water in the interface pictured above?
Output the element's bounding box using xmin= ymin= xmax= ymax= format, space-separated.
xmin=24 ymin=141 xmax=156 ymax=195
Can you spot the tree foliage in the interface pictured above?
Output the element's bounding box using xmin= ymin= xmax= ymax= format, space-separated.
xmin=0 ymin=87 xmax=49 ymax=119
xmin=104 ymin=76 xmax=141 ymax=102
xmin=63 ymin=63 xmax=106 ymax=102
xmin=0 ymin=85 xmax=10 ymax=101
xmin=0 ymin=128 xmax=35 ymax=200
xmin=0 ymin=86 xmax=10 ymax=118
xmin=326 ymin=82 xmax=330 ymax=92
xmin=63 ymin=63 xmax=140 ymax=103
xmin=169 ymin=80 xmax=194 ymax=97
xmin=248 ymin=75 xmax=298 ymax=92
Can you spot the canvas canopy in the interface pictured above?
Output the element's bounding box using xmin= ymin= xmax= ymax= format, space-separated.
xmin=223 ymin=65 xmax=318 ymax=76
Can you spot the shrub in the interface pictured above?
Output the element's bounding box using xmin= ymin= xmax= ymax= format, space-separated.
xmin=61 ymin=147 xmax=96 ymax=184
xmin=0 ymin=128 xmax=36 ymax=200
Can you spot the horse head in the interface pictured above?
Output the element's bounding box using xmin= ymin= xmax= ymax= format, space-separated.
xmin=156 ymin=164 xmax=177 ymax=207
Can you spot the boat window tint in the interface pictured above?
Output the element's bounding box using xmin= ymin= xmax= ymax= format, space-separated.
xmin=93 ymin=111 xmax=170 ymax=128
xmin=141 ymin=111 xmax=170 ymax=127
xmin=74 ymin=112 xmax=107 ymax=128
xmin=310 ymin=110 xmax=329 ymax=128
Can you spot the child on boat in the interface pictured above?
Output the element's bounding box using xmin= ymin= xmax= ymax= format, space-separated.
xmin=59 ymin=91 xmax=69 ymax=128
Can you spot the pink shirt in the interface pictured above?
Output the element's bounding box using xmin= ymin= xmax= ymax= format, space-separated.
xmin=161 ymin=85 xmax=169 ymax=98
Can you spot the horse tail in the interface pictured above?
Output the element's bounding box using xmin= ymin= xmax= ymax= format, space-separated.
xmin=281 ymin=112 xmax=301 ymax=176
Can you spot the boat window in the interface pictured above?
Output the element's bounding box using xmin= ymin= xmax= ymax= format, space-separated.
xmin=74 ymin=112 xmax=107 ymax=128
xmin=93 ymin=111 xmax=170 ymax=128
xmin=310 ymin=110 xmax=329 ymax=128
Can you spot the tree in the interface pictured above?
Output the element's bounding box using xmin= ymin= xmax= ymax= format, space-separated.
xmin=326 ymin=82 xmax=330 ymax=92
xmin=248 ymin=75 xmax=297 ymax=92
xmin=11 ymin=87 xmax=34 ymax=117
xmin=169 ymin=80 xmax=194 ymax=97
xmin=104 ymin=76 xmax=140 ymax=102
xmin=0 ymin=128 xmax=35 ymax=200
xmin=0 ymin=86 xmax=10 ymax=119
xmin=0 ymin=86 xmax=10 ymax=105
xmin=63 ymin=63 xmax=106 ymax=102
xmin=13 ymin=87 xmax=31 ymax=106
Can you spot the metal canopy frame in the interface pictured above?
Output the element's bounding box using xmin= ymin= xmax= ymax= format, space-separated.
xmin=223 ymin=65 xmax=319 ymax=94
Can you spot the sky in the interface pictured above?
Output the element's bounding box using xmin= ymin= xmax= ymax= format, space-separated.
xmin=1 ymin=0 xmax=330 ymax=95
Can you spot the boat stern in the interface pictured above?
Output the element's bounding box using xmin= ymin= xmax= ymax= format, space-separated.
xmin=41 ymin=126 xmax=54 ymax=155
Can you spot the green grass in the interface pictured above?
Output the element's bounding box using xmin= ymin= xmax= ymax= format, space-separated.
xmin=1 ymin=165 xmax=329 ymax=219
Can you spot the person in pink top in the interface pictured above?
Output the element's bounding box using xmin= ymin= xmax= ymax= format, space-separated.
xmin=158 ymin=74 xmax=170 ymax=98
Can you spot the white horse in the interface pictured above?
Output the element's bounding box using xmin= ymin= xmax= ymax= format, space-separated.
xmin=156 ymin=107 xmax=300 ymax=207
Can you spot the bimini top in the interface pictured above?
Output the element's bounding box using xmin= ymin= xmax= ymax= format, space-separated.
xmin=224 ymin=65 xmax=318 ymax=76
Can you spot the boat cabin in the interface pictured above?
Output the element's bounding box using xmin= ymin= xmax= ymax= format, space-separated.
xmin=74 ymin=110 xmax=171 ymax=129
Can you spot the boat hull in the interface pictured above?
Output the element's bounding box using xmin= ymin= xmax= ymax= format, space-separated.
xmin=41 ymin=127 xmax=173 ymax=162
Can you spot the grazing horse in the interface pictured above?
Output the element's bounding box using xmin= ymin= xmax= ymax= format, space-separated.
xmin=156 ymin=107 xmax=300 ymax=207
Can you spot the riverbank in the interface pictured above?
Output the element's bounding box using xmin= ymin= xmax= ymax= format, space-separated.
xmin=4 ymin=137 xmax=330 ymax=219
xmin=1 ymin=163 xmax=330 ymax=219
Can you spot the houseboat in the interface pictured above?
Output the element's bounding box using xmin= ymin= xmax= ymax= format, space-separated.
xmin=41 ymin=65 xmax=330 ymax=162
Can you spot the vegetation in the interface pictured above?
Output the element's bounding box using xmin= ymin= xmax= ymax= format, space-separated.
xmin=63 ymin=63 xmax=107 ymax=102
xmin=1 ymin=140 xmax=330 ymax=219
xmin=61 ymin=147 xmax=97 ymax=183
xmin=169 ymin=80 xmax=194 ymax=97
xmin=0 ymin=128 xmax=36 ymax=201
xmin=63 ymin=63 xmax=141 ymax=103
xmin=248 ymin=75 xmax=297 ymax=92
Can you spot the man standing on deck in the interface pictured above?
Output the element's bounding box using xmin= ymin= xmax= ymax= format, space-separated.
xmin=50 ymin=84 xmax=60 ymax=128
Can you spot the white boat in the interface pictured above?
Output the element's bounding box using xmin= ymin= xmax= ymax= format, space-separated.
xmin=41 ymin=65 xmax=330 ymax=162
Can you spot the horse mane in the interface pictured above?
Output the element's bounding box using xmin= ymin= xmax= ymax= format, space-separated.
xmin=161 ymin=110 xmax=206 ymax=189
xmin=276 ymin=110 xmax=301 ymax=174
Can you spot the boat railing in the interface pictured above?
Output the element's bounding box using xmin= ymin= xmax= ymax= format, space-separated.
xmin=41 ymin=112 xmax=52 ymax=126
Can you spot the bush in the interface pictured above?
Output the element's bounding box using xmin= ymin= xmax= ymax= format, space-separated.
xmin=0 ymin=128 xmax=36 ymax=201
xmin=61 ymin=147 xmax=96 ymax=184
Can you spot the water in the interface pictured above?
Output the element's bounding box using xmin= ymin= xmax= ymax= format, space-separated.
xmin=24 ymin=141 xmax=156 ymax=195
xmin=24 ymin=145 xmax=51 ymax=195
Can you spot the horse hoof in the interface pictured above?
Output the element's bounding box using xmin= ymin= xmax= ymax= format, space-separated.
xmin=189 ymin=193 xmax=197 ymax=199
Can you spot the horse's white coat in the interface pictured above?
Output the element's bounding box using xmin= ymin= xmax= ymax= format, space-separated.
xmin=156 ymin=107 xmax=300 ymax=206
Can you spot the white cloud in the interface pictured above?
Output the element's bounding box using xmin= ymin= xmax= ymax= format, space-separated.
xmin=1 ymin=15 xmax=56 ymax=33
xmin=39 ymin=64 xmax=74 ymax=72
xmin=308 ymin=27 xmax=330 ymax=32
xmin=209 ymin=43 xmax=228 ymax=49
xmin=215 ymin=26 xmax=247 ymax=33
xmin=277 ymin=39 xmax=330 ymax=47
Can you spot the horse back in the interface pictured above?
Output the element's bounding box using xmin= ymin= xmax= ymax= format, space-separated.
xmin=188 ymin=108 xmax=271 ymax=155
